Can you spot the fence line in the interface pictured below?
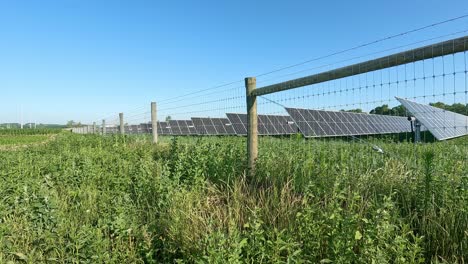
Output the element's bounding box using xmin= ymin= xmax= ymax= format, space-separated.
xmin=70 ymin=35 xmax=468 ymax=180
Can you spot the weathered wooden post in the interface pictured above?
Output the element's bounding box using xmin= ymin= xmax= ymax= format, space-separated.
xmin=93 ymin=122 xmax=96 ymax=134
xmin=151 ymin=102 xmax=158 ymax=143
xmin=102 ymin=119 xmax=106 ymax=135
xmin=119 ymin=113 xmax=124 ymax=135
xmin=246 ymin=77 xmax=258 ymax=178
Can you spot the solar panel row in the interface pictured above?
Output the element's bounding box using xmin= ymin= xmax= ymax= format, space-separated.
xmin=397 ymin=97 xmax=468 ymax=140
xmin=285 ymin=108 xmax=413 ymax=138
xmin=157 ymin=121 xmax=171 ymax=135
xmin=104 ymin=110 xmax=414 ymax=138
xmin=99 ymin=100 xmax=464 ymax=141
xmin=225 ymin=113 xmax=298 ymax=135
xmin=192 ymin=117 xmax=236 ymax=135
xmin=168 ymin=120 xmax=198 ymax=135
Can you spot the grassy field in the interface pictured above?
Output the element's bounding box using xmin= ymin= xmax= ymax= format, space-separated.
xmin=0 ymin=135 xmax=51 ymax=146
xmin=0 ymin=134 xmax=466 ymax=263
xmin=0 ymin=128 xmax=61 ymax=136
xmin=0 ymin=129 xmax=61 ymax=149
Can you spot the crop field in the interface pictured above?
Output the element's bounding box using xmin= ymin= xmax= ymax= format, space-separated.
xmin=0 ymin=133 xmax=466 ymax=263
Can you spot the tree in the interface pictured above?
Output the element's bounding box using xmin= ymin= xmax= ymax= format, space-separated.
xmin=369 ymin=104 xmax=407 ymax=116
xmin=429 ymin=102 xmax=468 ymax=115
xmin=448 ymin=103 xmax=468 ymax=115
xmin=369 ymin=102 xmax=467 ymax=117
xmin=165 ymin=116 xmax=172 ymax=122
xmin=390 ymin=105 xmax=407 ymax=116
xmin=340 ymin=108 xmax=363 ymax=113
xmin=66 ymin=120 xmax=79 ymax=128
xmin=429 ymin=102 xmax=447 ymax=109
xmin=370 ymin=104 xmax=391 ymax=115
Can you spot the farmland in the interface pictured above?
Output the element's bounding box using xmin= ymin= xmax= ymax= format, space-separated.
xmin=0 ymin=133 xmax=467 ymax=263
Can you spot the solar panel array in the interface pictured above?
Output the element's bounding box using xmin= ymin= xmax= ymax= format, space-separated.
xmin=397 ymin=97 xmax=468 ymax=140
xmin=226 ymin=113 xmax=298 ymax=136
xmin=191 ymin=117 xmax=236 ymax=135
xmin=168 ymin=120 xmax=198 ymax=135
xmin=125 ymin=125 xmax=138 ymax=134
xmin=99 ymin=106 xmax=462 ymax=141
xmin=157 ymin=121 xmax=171 ymax=135
xmin=285 ymin=107 xmax=413 ymax=138
xmin=107 ymin=126 xmax=118 ymax=134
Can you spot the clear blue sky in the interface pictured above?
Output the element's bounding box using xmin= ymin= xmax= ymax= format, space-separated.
xmin=0 ymin=0 xmax=467 ymax=124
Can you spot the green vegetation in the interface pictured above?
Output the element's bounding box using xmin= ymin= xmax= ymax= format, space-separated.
xmin=0 ymin=128 xmax=62 ymax=136
xmin=0 ymin=129 xmax=60 ymax=148
xmin=370 ymin=104 xmax=408 ymax=116
xmin=0 ymin=135 xmax=50 ymax=146
xmin=340 ymin=108 xmax=363 ymax=113
xmin=342 ymin=102 xmax=468 ymax=116
xmin=0 ymin=134 xmax=466 ymax=263
xmin=428 ymin=102 xmax=468 ymax=115
xmin=0 ymin=124 xmax=66 ymax=129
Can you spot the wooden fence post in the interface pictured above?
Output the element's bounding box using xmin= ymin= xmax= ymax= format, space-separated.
xmin=102 ymin=119 xmax=106 ymax=135
xmin=246 ymin=77 xmax=258 ymax=179
xmin=119 ymin=113 xmax=124 ymax=135
xmin=151 ymin=102 xmax=158 ymax=143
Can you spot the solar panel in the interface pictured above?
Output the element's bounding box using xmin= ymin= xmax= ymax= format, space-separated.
xmin=396 ymin=97 xmax=468 ymax=140
xmin=191 ymin=117 xmax=236 ymax=135
xmin=168 ymin=120 xmax=197 ymax=136
xmin=226 ymin=113 xmax=248 ymax=135
xmin=126 ymin=125 xmax=144 ymax=134
xmin=157 ymin=121 xmax=172 ymax=135
xmin=285 ymin=107 xmax=414 ymax=138
xmin=106 ymin=126 xmax=118 ymax=134
xmin=139 ymin=123 xmax=151 ymax=134
xmin=226 ymin=113 xmax=298 ymax=136
xmin=212 ymin=118 xmax=236 ymax=135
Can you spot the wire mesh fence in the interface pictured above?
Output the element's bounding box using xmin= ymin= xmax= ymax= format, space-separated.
xmin=71 ymin=35 xmax=467 ymax=143
xmin=71 ymin=34 xmax=468 ymax=178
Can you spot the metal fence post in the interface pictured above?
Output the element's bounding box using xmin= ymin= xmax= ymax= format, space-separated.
xmin=151 ymin=102 xmax=158 ymax=144
xmin=119 ymin=113 xmax=124 ymax=135
xmin=415 ymin=120 xmax=421 ymax=143
xmin=246 ymin=77 xmax=258 ymax=178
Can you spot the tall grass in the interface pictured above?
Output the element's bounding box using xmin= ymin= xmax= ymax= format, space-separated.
xmin=0 ymin=128 xmax=62 ymax=135
xmin=0 ymin=134 xmax=466 ymax=263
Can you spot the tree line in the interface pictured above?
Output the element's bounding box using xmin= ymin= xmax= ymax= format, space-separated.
xmin=341 ymin=102 xmax=467 ymax=116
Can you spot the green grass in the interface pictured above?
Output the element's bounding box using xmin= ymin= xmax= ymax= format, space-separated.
xmin=0 ymin=128 xmax=62 ymax=136
xmin=0 ymin=134 xmax=466 ymax=263
xmin=0 ymin=135 xmax=51 ymax=146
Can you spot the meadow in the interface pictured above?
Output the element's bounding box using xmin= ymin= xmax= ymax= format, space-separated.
xmin=0 ymin=135 xmax=51 ymax=147
xmin=0 ymin=128 xmax=61 ymax=136
xmin=0 ymin=132 xmax=466 ymax=263
xmin=0 ymin=129 xmax=60 ymax=150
